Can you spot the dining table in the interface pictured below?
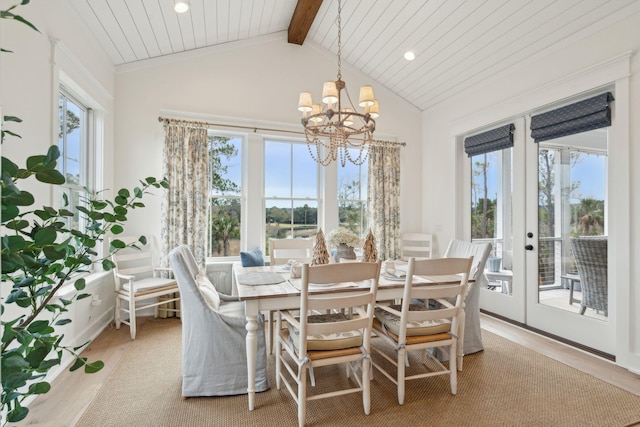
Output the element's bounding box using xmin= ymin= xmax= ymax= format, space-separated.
xmin=233 ymin=263 xmax=472 ymax=411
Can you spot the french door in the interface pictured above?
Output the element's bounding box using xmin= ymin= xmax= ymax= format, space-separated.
xmin=473 ymin=118 xmax=613 ymax=354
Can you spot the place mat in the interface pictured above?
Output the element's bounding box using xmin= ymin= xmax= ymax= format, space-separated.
xmin=236 ymin=272 xmax=285 ymax=286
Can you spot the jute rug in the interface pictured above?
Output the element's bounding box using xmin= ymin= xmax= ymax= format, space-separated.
xmin=76 ymin=319 xmax=640 ymax=427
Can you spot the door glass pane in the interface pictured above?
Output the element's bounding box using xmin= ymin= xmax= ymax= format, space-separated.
xmin=471 ymin=148 xmax=513 ymax=294
xmin=537 ymin=129 xmax=608 ymax=320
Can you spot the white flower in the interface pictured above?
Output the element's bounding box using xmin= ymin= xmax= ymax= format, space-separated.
xmin=327 ymin=227 xmax=360 ymax=247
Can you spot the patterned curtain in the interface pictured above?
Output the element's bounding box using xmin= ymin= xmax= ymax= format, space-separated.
xmin=159 ymin=120 xmax=209 ymax=270
xmin=367 ymin=144 xmax=401 ymax=260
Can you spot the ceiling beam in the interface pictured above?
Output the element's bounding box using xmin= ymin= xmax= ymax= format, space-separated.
xmin=288 ymin=0 xmax=323 ymax=45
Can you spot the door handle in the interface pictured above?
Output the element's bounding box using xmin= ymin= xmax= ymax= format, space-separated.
xmin=525 ymin=244 xmax=534 ymax=251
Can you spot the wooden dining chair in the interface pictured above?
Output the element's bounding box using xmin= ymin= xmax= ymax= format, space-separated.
xmin=400 ymin=233 xmax=433 ymax=260
xmin=371 ymin=256 xmax=472 ymax=405
xmin=275 ymin=261 xmax=381 ymax=427
xmin=109 ymin=235 xmax=180 ymax=339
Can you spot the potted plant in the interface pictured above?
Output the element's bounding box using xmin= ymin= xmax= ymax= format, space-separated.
xmin=1 ymin=2 xmax=168 ymax=424
xmin=327 ymin=227 xmax=360 ymax=262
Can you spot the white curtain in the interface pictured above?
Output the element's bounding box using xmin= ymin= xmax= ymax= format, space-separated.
xmin=159 ymin=119 xmax=209 ymax=270
xmin=367 ymin=144 xmax=401 ymax=260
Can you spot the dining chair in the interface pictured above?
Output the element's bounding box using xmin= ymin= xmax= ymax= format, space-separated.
xmin=269 ymin=237 xmax=314 ymax=266
xmin=371 ymin=256 xmax=472 ymax=405
xmin=275 ymin=261 xmax=381 ymax=427
xmin=400 ymin=233 xmax=433 ymax=260
xmin=443 ymin=239 xmax=492 ymax=367
xmin=570 ymin=236 xmax=608 ymax=316
xmin=169 ymin=245 xmax=269 ymax=397
xmin=267 ymin=237 xmax=314 ymax=353
xmin=109 ymin=235 xmax=180 ymax=339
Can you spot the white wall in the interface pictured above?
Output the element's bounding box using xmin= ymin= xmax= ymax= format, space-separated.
xmin=421 ymin=11 xmax=640 ymax=372
xmin=0 ymin=0 xmax=116 ymax=382
xmin=113 ymin=33 xmax=424 ymax=239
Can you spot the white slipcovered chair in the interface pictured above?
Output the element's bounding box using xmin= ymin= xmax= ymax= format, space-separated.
xmin=168 ymin=245 xmax=269 ymax=397
xmin=443 ymin=239 xmax=492 ymax=366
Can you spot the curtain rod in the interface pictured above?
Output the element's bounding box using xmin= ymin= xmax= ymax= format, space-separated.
xmin=157 ymin=116 xmax=406 ymax=147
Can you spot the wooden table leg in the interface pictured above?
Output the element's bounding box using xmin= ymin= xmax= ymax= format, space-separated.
xmin=245 ymin=309 xmax=258 ymax=410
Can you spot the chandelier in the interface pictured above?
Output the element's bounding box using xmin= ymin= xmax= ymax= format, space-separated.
xmin=297 ymin=0 xmax=378 ymax=167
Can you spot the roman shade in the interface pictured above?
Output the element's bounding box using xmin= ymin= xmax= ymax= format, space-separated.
xmin=464 ymin=124 xmax=514 ymax=157
xmin=530 ymin=92 xmax=614 ymax=143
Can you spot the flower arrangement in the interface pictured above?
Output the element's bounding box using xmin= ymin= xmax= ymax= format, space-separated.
xmin=327 ymin=227 xmax=360 ymax=247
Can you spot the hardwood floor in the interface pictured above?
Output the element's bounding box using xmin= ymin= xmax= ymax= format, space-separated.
xmin=15 ymin=315 xmax=640 ymax=426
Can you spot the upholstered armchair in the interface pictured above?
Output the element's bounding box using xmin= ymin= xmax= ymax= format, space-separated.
xmin=168 ymin=245 xmax=269 ymax=397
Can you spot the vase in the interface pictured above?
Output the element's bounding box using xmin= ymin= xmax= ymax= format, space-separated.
xmin=335 ymin=244 xmax=356 ymax=263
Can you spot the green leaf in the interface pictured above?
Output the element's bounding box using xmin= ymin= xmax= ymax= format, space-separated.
xmin=145 ymin=177 xmax=157 ymax=184
xmin=139 ymin=235 xmax=148 ymax=245
xmin=102 ymin=259 xmax=116 ymax=270
xmin=43 ymin=245 xmax=67 ymax=261
xmin=6 ymin=405 xmax=29 ymax=423
xmin=26 ymin=320 xmax=51 ymax=334
xmin=110 ymin=224 xmax=124 ymax=234
xmin=5 ymin=219 xmax=29 ymax=230
xmin=76 ymin=293 xmax=91 ymax=300
xmin=28 ymin=381 xmax=51 ymax=395
xmin=114 ymin=195 xmax=127 ymax=206
xmin=69 ymin=357 xmax=87 ymax=372
xmin=74 ymin=278 xmax=86 ymax=290
xmin=35 ymin=169 xmax=65 ymax=185
xmin=44 ymin=145 xmax=60 ymax=163
xmin=25 ymin=345 xmax=50 ymax=367
xmin=133 ymin=187 xmax=143 ymax=198
xmin=3 ymin=115 xmax=23 ymax=123
xmin=110 ymin=239 xmax=125 ymax=250
xmin=34 ymin=227 xmax=58 ymax=245
xmin=118 ymin=188 xmax=130 ymax=198
xmin=54 ymin=318 xmax=72 ymax=326
xmin=84 ymin=360 xmax=104 ymax=374
xmin=2 ymin=156 xmax=19 ymax=176
xmin=26 ymin=154 xmax=46 ymax=169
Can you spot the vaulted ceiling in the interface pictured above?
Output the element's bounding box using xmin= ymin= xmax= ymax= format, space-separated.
xmin=70 ymin=0 xmax=640 ymax=111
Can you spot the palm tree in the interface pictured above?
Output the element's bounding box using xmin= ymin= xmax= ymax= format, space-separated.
xmin=574 ymin=198 xmax=604 ymax=235
xmin=211 ymin=215 xmax=240 ymax=256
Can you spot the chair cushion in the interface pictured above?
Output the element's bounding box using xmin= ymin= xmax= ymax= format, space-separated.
xmin=123 ymin=277 xmax=177 ymax=293
xmin=240 ymin=247 xmax=264 ymax=267
xmin=374 ymin=304 xmax=451 ymax=336
xmin=196 ymin=274 xmax=220 ymax=311
xmin=287 ymin=313 xmax=363 ymax=351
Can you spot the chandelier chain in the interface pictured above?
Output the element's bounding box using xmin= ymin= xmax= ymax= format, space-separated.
xmin=337 ymin=0 xmax=342 ymax=81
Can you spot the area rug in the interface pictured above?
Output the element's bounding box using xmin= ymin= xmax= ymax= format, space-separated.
xmin=76 ymin=319 xmax=640 ymax=427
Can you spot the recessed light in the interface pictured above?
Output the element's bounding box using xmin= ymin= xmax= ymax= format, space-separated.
xmin=174 ymin=0 xmax=190 ymax=13
xmin=404 ymin=51 xmax=416 ymax=61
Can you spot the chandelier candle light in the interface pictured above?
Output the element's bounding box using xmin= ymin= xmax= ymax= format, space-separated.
xmin=297 ymin=0 xmax=378 ymax=167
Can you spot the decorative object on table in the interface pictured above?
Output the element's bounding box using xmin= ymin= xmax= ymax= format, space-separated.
xmin=363 ymin=228 xmax=378 ymax=262
xmin=327 ymin=227 xmax=360 ymax=263
xmin=312 ymin=228 xmax=330 ymax=265
xmin=296 ymin=0 xmax=379 ymax=167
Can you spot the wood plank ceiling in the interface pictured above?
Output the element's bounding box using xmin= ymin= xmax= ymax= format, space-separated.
xmin=69 ymin=0 xmax=640 ymax=111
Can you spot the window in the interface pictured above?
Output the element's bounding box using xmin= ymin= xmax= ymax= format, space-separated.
xmin=57 ymin=90 xmax=89 ymax=231
xmin=264 ymin=140 xmax=318 ymax=252
xmin=337 ymin=148 xmax=368 ymax=237
xmin=470 ymin=146 xmax=513 ymax=269
xmin=207 ymin=134 xmax=242 ymax=257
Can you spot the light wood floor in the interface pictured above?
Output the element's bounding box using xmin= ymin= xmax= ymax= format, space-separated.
xmin=16 ymin=314 xmax=640 ymax=427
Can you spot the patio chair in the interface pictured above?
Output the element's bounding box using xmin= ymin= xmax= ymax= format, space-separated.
xmin=570 ymin=237 xmax=608 ymax=316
